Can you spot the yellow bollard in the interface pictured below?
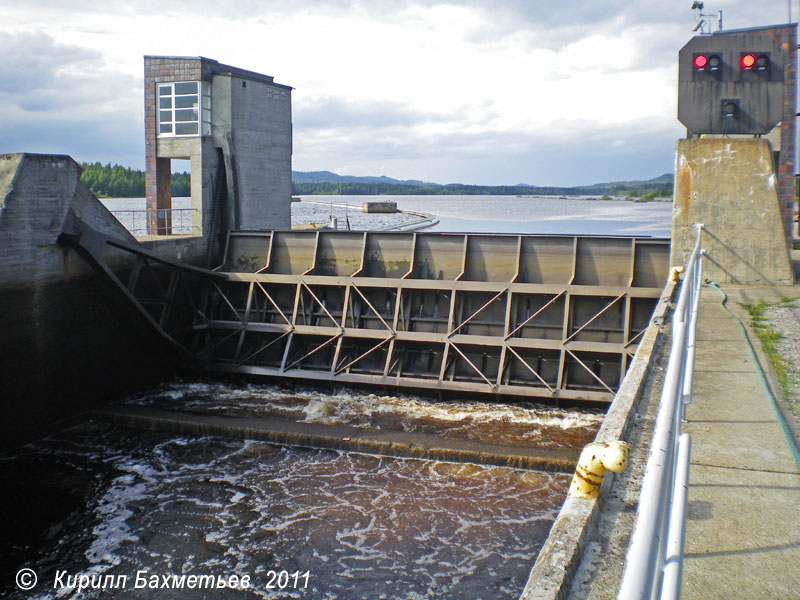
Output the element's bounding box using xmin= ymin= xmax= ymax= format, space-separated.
xmin=567 ymin=441 xmax=630 ymax=499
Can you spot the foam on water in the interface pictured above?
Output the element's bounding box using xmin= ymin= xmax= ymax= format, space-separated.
xmin=7 ymin=421 xmax=568 ymax=599
xmin=126 ymin=379 xmax=602 ymax=448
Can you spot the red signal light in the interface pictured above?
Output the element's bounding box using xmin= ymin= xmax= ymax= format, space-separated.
xmin=741 ymin=53 xmax=756 ymax=69
xmin=693 ymin=54 xmax=708 ymax=69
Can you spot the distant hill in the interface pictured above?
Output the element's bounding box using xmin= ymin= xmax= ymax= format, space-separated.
xmin=291 ymin=171 xmax=674 ymax=197
xmin=573 ymin=173 xmax=673 ymax=191
xmin=292 ymin=171 xmax=434 ymax=186
xmin=76 ymin=162 xmax=673 ymax=199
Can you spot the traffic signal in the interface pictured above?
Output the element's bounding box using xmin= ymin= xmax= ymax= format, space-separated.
xmin=740 ymin=52 xmax=769 ymax=72
xmin=679 ymin=30 xmax=785 ymax=135
xmin=693 ymin=53 xmax=722 ymax=71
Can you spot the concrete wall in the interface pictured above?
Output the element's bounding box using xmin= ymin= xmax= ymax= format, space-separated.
xmin=671 ymin=138 xmax=793 ymax=285
xmin=0 ymin=153 xmax=206 ymax=450
xmin=217 ymin=75 xmax=292 ymax=230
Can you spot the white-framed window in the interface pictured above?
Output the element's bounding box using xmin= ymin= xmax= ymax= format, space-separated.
xmin=266 ymin=86 xmax=288 ymax=102
xmin=158 ymin=81 xmax=211 ymax=137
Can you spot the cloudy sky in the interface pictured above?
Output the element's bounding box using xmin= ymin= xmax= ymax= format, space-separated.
xmin=0 ymin=1 xmax=795 ymax=185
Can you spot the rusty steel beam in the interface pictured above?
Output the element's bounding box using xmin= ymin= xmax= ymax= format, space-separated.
xmin=192 ymin=230 xmax=670 ymax=403
xmin=206 ymin=361 xmax=615 ymax=403
xmin=61 ymin=217 xmax=669 ymax=404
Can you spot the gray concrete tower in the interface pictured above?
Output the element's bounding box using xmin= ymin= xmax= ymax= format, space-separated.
xmin=144 ymin=56 xmax=292 ymax=244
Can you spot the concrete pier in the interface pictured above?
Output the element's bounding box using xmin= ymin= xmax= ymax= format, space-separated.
xmin=671 ymin=139 xmax=794 ymax=286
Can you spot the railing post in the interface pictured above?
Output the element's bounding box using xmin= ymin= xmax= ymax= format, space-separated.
xmin=617 ymin=225 xmax=703 ymax=600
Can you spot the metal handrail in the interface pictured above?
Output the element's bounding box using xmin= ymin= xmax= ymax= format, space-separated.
xmin=109 ymin=207 xmax=200 ymax=237
xmin=618 ymin=223 xmax=704 ymax=600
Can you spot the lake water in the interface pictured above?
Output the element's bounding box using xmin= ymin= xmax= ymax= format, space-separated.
xmin=299 ymin=195 xmax=672 ymax=237
xmin=102 ymin=195 xmax=673 ymax=237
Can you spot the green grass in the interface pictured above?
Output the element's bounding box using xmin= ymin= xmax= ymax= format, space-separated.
xmin=740 ymin=296 xmax=800 ymax=403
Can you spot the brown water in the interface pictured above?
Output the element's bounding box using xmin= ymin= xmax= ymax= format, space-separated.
xmin=125 ymin=380 xmax=603 ymax=449
xmin=2 ymin=381 xmax=600 ymax=599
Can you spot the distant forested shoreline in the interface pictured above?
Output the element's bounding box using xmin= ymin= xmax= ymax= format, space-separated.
xmin=291 ymin=181 xmax=673 ymax=197
xmin=79 ymin=162 xmax=190 ymax=198
xmin=79 ymin=161 xmax=672 ymax=199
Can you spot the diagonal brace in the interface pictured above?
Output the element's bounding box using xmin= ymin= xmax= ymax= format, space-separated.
xmin=350 ymin=284 xmax=395 ymax=333
xmin=301 ymin=282 xmax=343 ymax=329
xmin=335 ymin=337 xmax=393 ymax=375
xmin=448 ymin=289 xmax=507 ymax=338
xmin=564 ymin=348 xmax=615 ymax=394
xmin=255 ymin=281 xmax=294 ymax=326
xmin=565 ymin=293 xmax=625 ymax=343
xmin=284 ymin=333 xmax=343 ymax=371
xmin=505 ymin=290 xmax=566 ymax=340
xmin=504 ymin=346 xmax=555 ymax=394
xmin=449 ymin=343 xmax=495 ymax=388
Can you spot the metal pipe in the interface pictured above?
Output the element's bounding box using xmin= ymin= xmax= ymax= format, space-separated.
xmin=567 ymin=441 xmax=630 ymax=499
xmin=618 ymin=316 xmax=687 ymax=598
xmin=661 ymin=433 xmax=692 ymax=600
xmin=617 ymin=225 xmax=702 ymax=600
xmin=682 ymin=249 xmax=704 ymax=406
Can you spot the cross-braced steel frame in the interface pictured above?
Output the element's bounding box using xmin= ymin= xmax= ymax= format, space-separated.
xmin=60 ymin=220 xmax=669 ymax=405
xmin=195 ymin=230 xmax=669 ymax=404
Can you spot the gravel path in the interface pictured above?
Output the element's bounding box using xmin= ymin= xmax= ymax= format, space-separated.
xmin=764 ymin=297 xmax=800 ymax=427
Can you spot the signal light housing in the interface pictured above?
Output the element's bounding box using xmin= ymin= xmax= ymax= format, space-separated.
xmin=740 ymin=52 xmax=769 ymax=71
xmin=693 ymin=53 xmax=721 ymax=72
xmin=721 ymin=99 xmax=740 ymax=119
xmin=693 ymin=54 xmax=708 ymax=69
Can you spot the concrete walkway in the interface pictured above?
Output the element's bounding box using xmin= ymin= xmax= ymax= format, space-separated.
xmin=681 ymin=285 xmax=800 ymax=599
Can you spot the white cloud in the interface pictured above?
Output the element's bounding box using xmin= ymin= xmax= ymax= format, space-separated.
xmin=0 ymin=1 xmax=794 ymax=183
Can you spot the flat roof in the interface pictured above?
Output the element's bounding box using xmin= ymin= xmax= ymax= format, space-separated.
xmin=711 ymin=22 xmax=796 ymax=35
xmin=144 ymin=55 xmax=292 ymax=90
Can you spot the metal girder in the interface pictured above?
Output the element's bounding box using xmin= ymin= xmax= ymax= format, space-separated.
xmin=225 ymin=272 xmax=663 ymax=298
xmin=196 ymin=231 xmax=667 ymax=402
xmin=206 ymin=361 xmax=615 ymax=403
xmin=61 ymin=219 xmax=669 ymax=404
